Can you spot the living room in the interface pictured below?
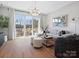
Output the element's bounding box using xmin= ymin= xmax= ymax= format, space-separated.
xmin=0 ymin=0 xmax=79 ymax=58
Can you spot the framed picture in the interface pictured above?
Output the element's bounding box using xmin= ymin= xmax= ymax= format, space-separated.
xmin=52 ymin=15 xmax=68 ymax=27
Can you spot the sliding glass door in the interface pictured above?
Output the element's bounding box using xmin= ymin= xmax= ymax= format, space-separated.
xmin=15 ymin=12 xmax=40 ymax=37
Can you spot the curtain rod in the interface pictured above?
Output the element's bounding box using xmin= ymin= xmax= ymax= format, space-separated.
xmin=15 ymin=9 xmax=29 ymax=14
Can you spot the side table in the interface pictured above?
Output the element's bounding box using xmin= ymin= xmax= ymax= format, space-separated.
xmin=43 ymin=36 xmax=55 ymax=47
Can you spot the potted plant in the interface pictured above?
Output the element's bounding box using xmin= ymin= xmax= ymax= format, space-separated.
xmin=0 ymin=15 xmax=9 ymax=28
xmin=41 ymin=25 xmax=49 ymax=37
xmin=0 ymin=15 xmax=9 ymax=41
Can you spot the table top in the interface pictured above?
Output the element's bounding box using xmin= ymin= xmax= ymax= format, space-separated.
xmin=34 ymin=37 xmax=42 ymax=40
xmin=45 ymin=36 xmax=53 ymax=39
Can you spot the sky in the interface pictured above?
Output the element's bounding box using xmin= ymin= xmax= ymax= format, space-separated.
xmin=16 ymin=14 xmax=33 ymax=25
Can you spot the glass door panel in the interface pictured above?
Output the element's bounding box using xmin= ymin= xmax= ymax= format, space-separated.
xmin=33 ymin=18 xmax=39 ymax=35
xmin=25 ymin=24 xmax=32 ymax=36
xmin=16 ymin=24 xmax=24 ymax=37
xmin=15 ymin=14 xmax=24 ymax=37
xmin=25 ymin=16 xmax=32 ymax=36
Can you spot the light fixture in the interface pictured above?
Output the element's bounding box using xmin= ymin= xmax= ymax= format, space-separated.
xmin=30 ymin=1 xmax=40 ymax=16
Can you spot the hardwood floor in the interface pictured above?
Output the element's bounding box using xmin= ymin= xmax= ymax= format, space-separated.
xmin=0 ymin=37 xmax=55 ymax=58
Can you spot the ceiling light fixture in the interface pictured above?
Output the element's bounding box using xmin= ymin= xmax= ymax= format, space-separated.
xmin=30 ymin=1 xmax=40 ymax=16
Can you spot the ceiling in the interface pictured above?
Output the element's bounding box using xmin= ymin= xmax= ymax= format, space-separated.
xmin=0 ymin=1 xmax=75 ymax=14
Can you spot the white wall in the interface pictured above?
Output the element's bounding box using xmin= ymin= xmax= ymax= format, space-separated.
xmin=46 ymin=2 xmax=79 ymax=34
xmin=40 ymin=14 xmax=48 ymax=28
